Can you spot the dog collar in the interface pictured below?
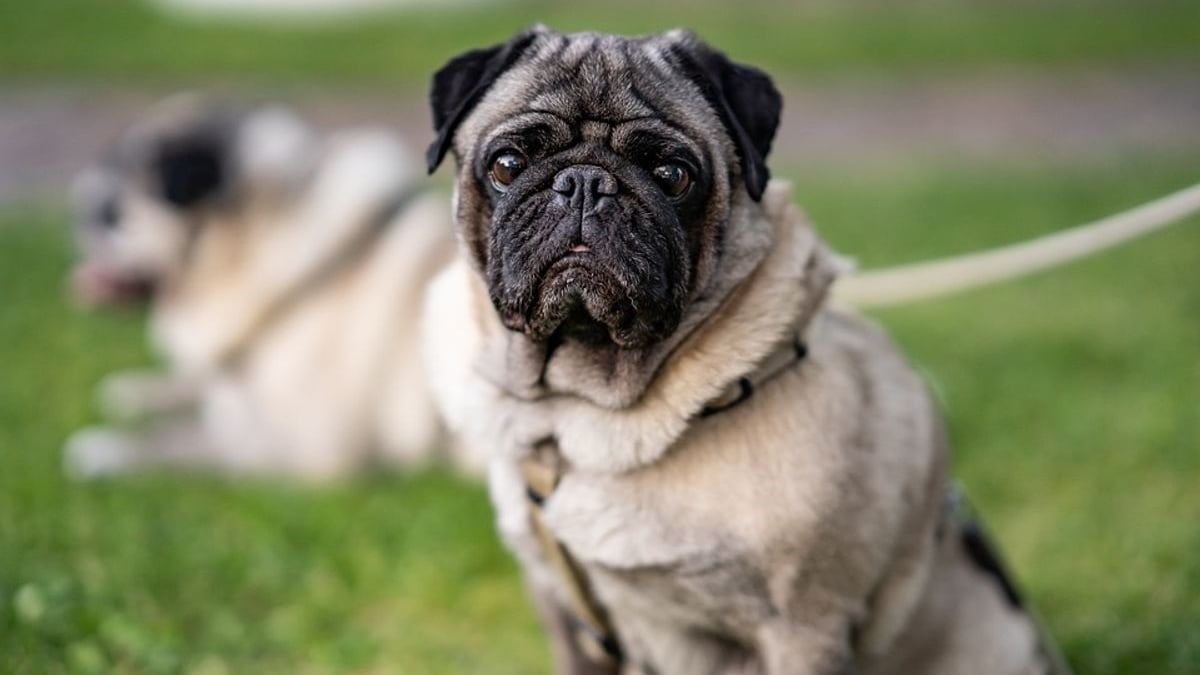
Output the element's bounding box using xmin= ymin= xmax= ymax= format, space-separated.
xmin=700 ymin=337 xmax=809 ymax=417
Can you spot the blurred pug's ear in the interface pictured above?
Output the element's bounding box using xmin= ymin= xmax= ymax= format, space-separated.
xmin=426 ymin=28 xmax=541 ymax=173
xmin=668 ymin=31 xmax=782 ymax=201
xmin=154 ymin=134 xmax=226 ymax=208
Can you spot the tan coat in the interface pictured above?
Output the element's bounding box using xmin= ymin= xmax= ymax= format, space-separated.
xmin=425 ymin=181 xmax=1060 ymax=674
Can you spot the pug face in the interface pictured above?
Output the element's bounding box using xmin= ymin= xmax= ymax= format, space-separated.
xmin=428 ymin=28 xmax=781 ymax=350
xmin=71 ymin=132 xmax=226 ymax=305
xmin=70 ymin=98 xmax=316 ymax=307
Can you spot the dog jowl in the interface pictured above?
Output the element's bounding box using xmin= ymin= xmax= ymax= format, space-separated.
xmin=428 ymin=27 xmax=780 ymax=350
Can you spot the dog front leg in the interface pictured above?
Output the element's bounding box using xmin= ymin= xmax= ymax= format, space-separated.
xmin=63 ymin=415 xmax=217 ymax=479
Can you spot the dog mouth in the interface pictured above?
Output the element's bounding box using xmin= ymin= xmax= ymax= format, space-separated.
xmin=513 ymin=253 xmax=663 ymax=349
xmin=547 ymin=298 xmax=618 ymax=347
xmin=70 ymin=262 xmax=155 ymax=307
xmin=488 ymin=188 xmax=688 ymax=350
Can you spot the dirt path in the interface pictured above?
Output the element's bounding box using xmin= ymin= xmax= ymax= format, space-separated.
xmin=2 ymin=64 xmax=1197 ymax=204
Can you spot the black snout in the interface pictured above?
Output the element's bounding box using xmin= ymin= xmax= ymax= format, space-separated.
xmin=552 ymin=165 xmax=617 ymax=214
xmin=488 ymin=158 xmax=689 ymax=349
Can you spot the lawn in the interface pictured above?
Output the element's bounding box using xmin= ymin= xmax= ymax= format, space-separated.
xmin=2 ymin=156 xmax=1198 ymax=674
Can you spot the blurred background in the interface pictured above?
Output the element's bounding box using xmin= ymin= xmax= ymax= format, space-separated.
xmin=1 ymin=1 xmax=1198 ymax=673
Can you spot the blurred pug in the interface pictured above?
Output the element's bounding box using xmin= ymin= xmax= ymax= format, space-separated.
xmin=422 ymin=27 xmax=1069 ymax=675
xmin=65 ymin=95 xmax=473 ymax=480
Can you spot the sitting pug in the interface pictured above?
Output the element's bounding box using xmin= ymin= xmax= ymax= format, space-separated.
xmin=421 ymin=27 xmax=1070 ymax=674
xmin=66 ymin=95 xmax=475 ymax=480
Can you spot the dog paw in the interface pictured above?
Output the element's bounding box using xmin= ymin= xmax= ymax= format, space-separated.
xmin=63 ymin=428 xmax=141 ymax=479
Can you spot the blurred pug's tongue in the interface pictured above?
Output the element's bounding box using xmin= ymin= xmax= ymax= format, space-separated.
xmin=70 ymin=263 xmax=153 ymax=307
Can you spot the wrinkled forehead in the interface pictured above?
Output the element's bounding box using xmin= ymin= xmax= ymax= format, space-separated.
xmin=71 ymin=164 xmax=122 ymax=213
xmin=458 ymin=31 xmax=726 ymax=161
xmin=523 ymin=33 xmax=687 ymax=120
xmin=96 ymin=131 xmax=149 ymax=177
xmin=97 ymin=128 xmax=177 ymax=182
xmin=78 ymin=129 xmax=159 ymax=204
xmin=87 ymin=133 xmax=170 ymax=204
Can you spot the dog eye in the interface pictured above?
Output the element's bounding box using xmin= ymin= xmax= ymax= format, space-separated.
xmin=490 ymin=152 xmax=528 ymax=190
xmin=97 ymin=198 xmax=121 ymax=228
xmin=651 ymin=163 xmax=691 ymax=198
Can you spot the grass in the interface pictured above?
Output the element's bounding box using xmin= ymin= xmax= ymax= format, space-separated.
xmin=1 ymin=154 xmax=1198 ymax=673
xmin=2 ymin=0 xmax=1200 ymax=86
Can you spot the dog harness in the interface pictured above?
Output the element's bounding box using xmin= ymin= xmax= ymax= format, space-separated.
xmin=518 ymin=331 xmax=810 ymax=669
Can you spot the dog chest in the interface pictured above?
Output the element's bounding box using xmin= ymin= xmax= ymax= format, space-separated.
xmin=515 ymin=417 xmax=846 ymax=625
xmin=531 ymin=469 xmax=777 ymax=632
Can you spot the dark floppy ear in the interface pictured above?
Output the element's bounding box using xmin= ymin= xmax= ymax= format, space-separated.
xmin=426 ymin=29 xmax=540 ymax=173
xmin=670 ymin=36 xmax=782 ymax=201
xmin=154 ymin=134 xmax=226 ymax=208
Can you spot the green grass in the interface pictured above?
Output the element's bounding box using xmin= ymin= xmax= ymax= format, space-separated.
xmin=2 ymin=155 xmax=1199 ymax=674
xmin=2 ymin=0 xmax=1199 ymax=85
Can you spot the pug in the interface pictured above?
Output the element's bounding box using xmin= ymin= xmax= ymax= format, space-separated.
xmin=421 ymin=27 xmax=1070 ymax=675
xmin=66 ymin=94 xmax=476 ymax=480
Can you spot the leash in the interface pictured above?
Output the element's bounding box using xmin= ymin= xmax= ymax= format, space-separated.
xmin=214 ymin=185 xmax=421 ymax=371
xmin=518 ymin=330 xmax=810 ymax=669
xmin=522 ymin=445 xmax=625 ymax=667
xmin=834 ymin=181 xmax=1200 ymax=308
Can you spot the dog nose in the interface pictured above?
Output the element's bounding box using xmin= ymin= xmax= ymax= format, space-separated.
xmin=552 ymin=165 xmax=617 ymax=210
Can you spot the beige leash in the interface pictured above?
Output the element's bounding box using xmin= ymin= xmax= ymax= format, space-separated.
xmin=834 ymin=182 xmax=1200 ymax=308
xmin=521 ymin=446 xmax=624 ymax=667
